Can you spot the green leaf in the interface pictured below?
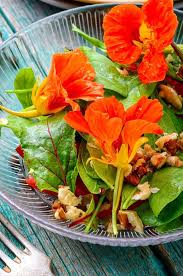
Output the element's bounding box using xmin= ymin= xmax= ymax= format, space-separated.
xmin=156 ymin=216 xmax=183 ymax=233
xmin=80 ymin=46 xmax=140 ymax=97
xmin=87 ymin=141 xmax=116 ymax=189
xmin=12 ymin=68 xmax=36 ymax=108
xmin=6 ymin=113 xmax=77 ymax=192
xmin=86 ymin=196 xmax=95 ymax=215
xmin=78 ymin=145 xmax=108 ymax=194
xmin=122 ymin=83 xmax=157 ymax=109
xmin=121 ymin=184 xmax=137 ymax=210
xmin=158 ymin=100 xmax=183 ymax=133
xmin=80 ymin=142 xmax=99 ymax=179
xmin=149 ymin=167 xmax=183 ymax=219
xmin=137 ymin=202 xmax=162 ymax=227
xmin=77 ymin=158 xmax=107 ymax=194
xmin=72 ymin=24 xmax=106 ymax=52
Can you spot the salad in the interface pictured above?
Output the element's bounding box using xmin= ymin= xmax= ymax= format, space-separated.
xmin=0 ymin=0 xmax=183 ymax=236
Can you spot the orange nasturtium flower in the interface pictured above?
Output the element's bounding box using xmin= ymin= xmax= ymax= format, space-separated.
xmin=0 ymin=49 xmax=104 ymax=117
xmin=103 ymin=0 xmax=178 ymax=84
xmin=64 ymin=96 xmax=163 ymax=234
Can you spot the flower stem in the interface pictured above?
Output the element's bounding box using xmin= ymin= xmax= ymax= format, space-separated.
xmin=112 ymin=167 xmax=124 ymax=235
xmin=85 ymin=194 xmax=105 ymax=233
xmin=5 ymin=89 xmax=32 ymax=94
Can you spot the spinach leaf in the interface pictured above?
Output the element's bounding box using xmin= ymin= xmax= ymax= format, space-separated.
xmin=7 ymin=68 xmax=36 ymax=108
xmin=6 ymin=113 xmax=77 ymax=192
xmin=137 ymin=202 xmax=162 ymax=227
xmin=122 ymin=83 xmax=157 ymax=109
xmin=156 ymin=216 xmax=183 ymax=233
xmin=137 ymin=200 xmax=183 ymax=230
xmin=72 ymin=25 xmax=106 ymax=52
xmin=159 ymin=100 xmax=183 ymax=133
xmin=80 ymin=46 xmax=140 ymax=97
xmin=149 ymin=167 xmax=183 ymax=217
xmin=80 ymin=142 xmax=100 ymax=179
xmin=77 ymin=152 xmax=107 ymax=194
xmin=121 ymin=184 xmax=137 ymax=210
xmin=87 ymin=141 xmax=116 ymax=189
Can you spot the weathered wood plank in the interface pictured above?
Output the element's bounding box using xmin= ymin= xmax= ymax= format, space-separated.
xmin=0 ymin=0 xmax=60 ymax=31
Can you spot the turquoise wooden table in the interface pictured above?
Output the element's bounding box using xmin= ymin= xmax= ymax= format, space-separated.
xmin=0 ymin=1 xmax=183 ymax=275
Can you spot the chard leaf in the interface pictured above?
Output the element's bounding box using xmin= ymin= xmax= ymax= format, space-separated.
xmin=5 ymin=113 xmax=77 ymax=192
xmin=72 ymin=25 xmax=106 ymax=52
xmin=10 ymin=68 xmax=36 ymax=108
xmin=80 ymin=46 xmax=140 ymax=97
xmin=149 ymin=167 xmax=183 ymax=219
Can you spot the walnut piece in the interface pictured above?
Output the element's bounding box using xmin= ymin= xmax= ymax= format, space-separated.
xmin=144 ymin=144 xmax=156 ymax=157
xmin=132 ymin=182 xmax=159 ymax=201
xmin=133 ymin=158 xmax=146 ymax=170
xmin=159 ymin=84 xmax=182 ymax=110
xmin=54 ymin=207 xmax=66 ymax=220
xmin=58 ymin=186 xmax=81 ymax=206
xmin=65 ymin=206 xmax=85 ymax=221
xmin=150 ymin=152 xmax=167 ymax=169
xmin=155 ymin=133 xmax=178 ymax=150
xmin=107 ymin=221 xmax=125 ymax=234
xmin=118 ymin=211 xmax=144 ymax=233
xmin=166 ymin=156 xmax=183 ymax=167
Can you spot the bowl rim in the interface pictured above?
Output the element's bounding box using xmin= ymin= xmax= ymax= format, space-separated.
xmin=0 ymin=2 xmax=182 ymax=51
xmin=0 ymin=3 xmax=183 ymax=246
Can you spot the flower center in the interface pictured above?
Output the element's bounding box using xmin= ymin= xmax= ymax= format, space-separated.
xmin=139 ymin=22 xmax=155 ymax=44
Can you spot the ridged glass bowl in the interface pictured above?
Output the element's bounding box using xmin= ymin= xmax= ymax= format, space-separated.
xmin=0 ymin=4 xmax=183 ymax=246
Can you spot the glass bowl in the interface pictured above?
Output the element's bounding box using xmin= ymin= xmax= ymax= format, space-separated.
xmin=0 ymin=4 xmax=183 ymax=247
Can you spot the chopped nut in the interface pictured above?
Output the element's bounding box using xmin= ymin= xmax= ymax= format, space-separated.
xmin=144 ymin=144 xmax=156 ymax=157
xmin=132 ymin=182 xmax=160 ymax=201
xmin=166 ymin=156 xmax=183 ymax=167
xmin=155 ymin=133 xmax=178 ymax=149
xmin=107 ymin=221 xmax=125 ymax=234
xmin=119 ymin=211 xmax=144 ymax=233
xmin=125 ymin=174 xmax=140 ymax=186
xmin=118 ymin=211 xmax=128 ymax=229
xmin=52 ymin=199 xmax=61 ymax=211
xmin=159 ymin=84 xmax=182 ymax=110
xmin=58 ymin=186 xmax=81 ymax=206
xmin=54 ymin=207 xmax=66 ymax=220
xmin=65 ymin=206 xmax=85 ymax=221
xmin=150 ymin=152 xmax=167 ymax=169
xmin=164 ymin=139 xmax=178 ymax=155
xmin=133 ymin=158 xmax=146 ymax=170
xmin=132 ymin=182 xmax=151 ymax=201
